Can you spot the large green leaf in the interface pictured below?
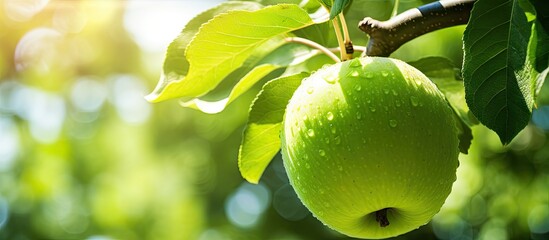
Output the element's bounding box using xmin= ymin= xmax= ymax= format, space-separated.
xmin=239 ymin=72 xmax=309 ymax=184
xmin=180 ymin=40 xmax=321 ymax=113
xmin=158 ymin=1 xmax=263 ymax=96
xmin=462 ymin=0 xmax=535 ymax=144
xmin=409 ymin=57 xmax=474 ymax=154
xmin=147 ymin=4 xmax=326 ymax=103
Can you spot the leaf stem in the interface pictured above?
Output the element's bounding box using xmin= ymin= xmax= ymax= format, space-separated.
xmin=285 ymin=37 xmax=340 ymax=63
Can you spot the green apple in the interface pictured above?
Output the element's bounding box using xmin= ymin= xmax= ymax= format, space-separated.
xmin=280 ymin=57 xmax=459 ymax=239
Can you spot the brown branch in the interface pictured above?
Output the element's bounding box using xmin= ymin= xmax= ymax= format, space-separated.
xmin=359 ymin=0 xmax=476 ymax=57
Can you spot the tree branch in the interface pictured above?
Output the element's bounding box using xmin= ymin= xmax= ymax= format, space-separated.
xmin=359 ymin=0 xmax=475 ymax=57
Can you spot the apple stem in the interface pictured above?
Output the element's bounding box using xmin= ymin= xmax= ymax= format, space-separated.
xmin=375 ymin=208 xmax=390 ymax=227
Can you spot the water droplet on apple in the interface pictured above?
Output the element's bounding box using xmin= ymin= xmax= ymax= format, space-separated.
xmin=307 ymin=129 xmax=315 ymax=137
xmin=319 ymin=149 xmax=326 ymax=156
xmin=305 ymin=163 xmax=310 ymax=169
xmin=348 ymin=71 xmax=360 ymax=77
xmin=410 ymin=96 xmax=419 ymax=106
xmin=303 ymin=115 xmax=308 ymax=121
xmin=383 ymin=89 xmax=390 ymax=94
xmin=392 ymin=90 xmax=398 ymax=96
xmin=395 ymin=101 xmax=401 ymax=107
xmin=307 ymin=86 xmax=314 ymax=94
xmin=324 ymin=75 xmax=337 ymax=84
xmin=324 ymin=137 xmax=330 ymax=144
xmin=362 ymin=72 xmax=374 ymax=79
xmin=334 ymin=136 xmax=341 ymax=145
xmin=381 ymin=71 xmax=389 ymax=77
xmin=354 ymin=84 xmax=362 ymax=91
xmin=415 ymin=80 xmax=423 ymax=86
xmin=369 ymin=106 xmax=376 ymax=112
xmin=331 ymin=127 xmax=337 ymax=134
xmin=326 ymin=112 xmax=334 ymax=121
xmin=356 ymin=112 xmax=362 ymax=119
xmin=389 ymin=119 xmax=398 ymax=128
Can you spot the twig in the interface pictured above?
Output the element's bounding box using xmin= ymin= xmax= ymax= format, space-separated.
xmin=359 ymin=0 xmax=475 ymax=57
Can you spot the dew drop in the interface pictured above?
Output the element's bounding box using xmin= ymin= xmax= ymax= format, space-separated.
xmin=303 ymin=115 xmax=308 ymax=121
xmin=383 ymin=89 xmax=390 ymax=94
xmin=389 ymin=119 xmax=398 ymax=128
xmin=331 ymin=127 xmax=337 ymax=134
xmin=354 ymin=84 xmax=362 ymax=91
xmin=415 ymin=80 xmax=423 ymax=86
xmin=369 ymin=106 xmax=376 ymax=112
xmin=307 ymin=129 xmax=315 ymax=137
xmin=356 ymin=112 xmax=362 ymax=119
xmin=324 ymin=138 xmax=330 ymax=144
xmin=396 ymin=101 xmax=401 ymax=107
xmin=307 ymin=86 xmax=314 ymax=94
xmin=363 ymin=72 xmax=374 ymax=79
xmin=381 ymin=71 xmax=389 ymax=77
xmin=327 ymin=112 xmax=334 ymax=121
xmin=410 ymin=96 xmax=419 ymax=106
xmin=392 ymin=90 xmax=398 ymax=96
xmin=349 ymin=71 xmax=360 ymax=77
xmin=334 ymin=136 xmax=341 ymax=145
xmin=319 ymin=149 xmax=326 ymax=156
xmin=325 ymin=75 xmax=337 ymax=84
xmin=305 ymin=163 xmax=311 ymax=169
xmin=338 ymin=165 xmax=343 ymax=171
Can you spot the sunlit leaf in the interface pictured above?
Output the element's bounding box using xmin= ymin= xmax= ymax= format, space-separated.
xmin=181 ymin=64 xmax=279 ymax=113
xmin=239 ymin=72 xmax=309 ymax=184
xmin=147 ymin=4 xmax=327 ymax=103
xmin=463 ymin=0 xmax=534 ymax=144
xmin=160 ymin=1 xmax=263 ymax=94
xmin=180 ymin=40 xmax=321 ymax=113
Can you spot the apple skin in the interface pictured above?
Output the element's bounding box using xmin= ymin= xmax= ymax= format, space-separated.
xmin=280 ymin=57 xmax=459 ymax=239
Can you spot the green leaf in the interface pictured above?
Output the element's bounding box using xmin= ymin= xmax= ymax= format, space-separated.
xmin=157 ymin=1 xmax=263 ymax=99
xmin=180 ymin=40 xmax=321 ymax=113
xmin=181 ymin=64 xmax=279 ymax=113
xmin=463 ymin=0 xmax=534 ymax=144
xmin=409 ymin=57 xmax=475 ymax=154
xmin=329 ymin=0 xmax=351 ymax=19
xmin=239 ymin=72 xmax=309 ymax=184
xmin=146 ymin=4 xmax=326 ymax=103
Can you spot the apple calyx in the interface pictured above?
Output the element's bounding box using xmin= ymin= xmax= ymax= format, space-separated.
xmin=375 ymin=208 xmax=390 ymax=227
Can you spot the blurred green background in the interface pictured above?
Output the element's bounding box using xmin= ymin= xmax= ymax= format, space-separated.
xmin=0 ymin=0 xmax=548 ymax=239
